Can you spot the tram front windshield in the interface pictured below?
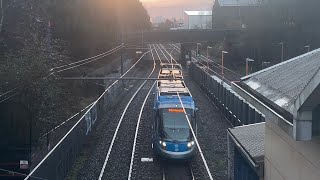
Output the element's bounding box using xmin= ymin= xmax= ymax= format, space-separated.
xmin=159 ymin=108 xmax=194 ymax=142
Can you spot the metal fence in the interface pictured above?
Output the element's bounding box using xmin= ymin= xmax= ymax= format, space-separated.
xmin=23 ymin=50 xmax=149 ymax=180
xmin=190 ymin=63 xmax=265 ymax=127
xmin=26 ymin=79 xmax=123 ymax=180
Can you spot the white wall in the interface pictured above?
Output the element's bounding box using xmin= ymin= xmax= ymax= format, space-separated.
xmin=265 ymin=120 xmax=320 ymax=180
xmin=184 ymin=15 xmax=212 ymax=29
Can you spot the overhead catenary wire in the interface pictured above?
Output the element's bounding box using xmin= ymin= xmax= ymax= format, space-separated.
xmin=159 ymin=44 xmax=214 ymax=179
xmin=50 ymin=44 xmax=123 ymax=71
xmin=53 ymin=45 xmax=123 ymax=73
xmin=170 ymin=44 xmax=232 ymax=84
xmin=128 ymin=46 xmax=157 ymax=179
xmin=176 ymin=92 xmax=214 ymax=180
xmin=39 ymin=101 xmax=95 ymax=139
xmin=24 ymin=50 xmax=152 ymax=180
xmin=99 ymin=49 xmax=156 ymax=180
xmin=159 ymin=44 xmax=178 ymax=64
xmin=0 ymin=44 xmax=123 ymax=103
xmin=190 ymin=49 xmax=243 ymax=77
xmin=170 ymin=43 xmax=241 ymax=76
xmin=155 ymin=44 xmax=171 ymax=63
xmin=152 ymin=44 xmax=163 ymax=64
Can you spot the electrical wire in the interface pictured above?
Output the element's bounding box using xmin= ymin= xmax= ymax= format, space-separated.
xmin=50 ymin=44 xmax=123 ymax=72
xmin=0 ymin=44 xmax=123 ymax=103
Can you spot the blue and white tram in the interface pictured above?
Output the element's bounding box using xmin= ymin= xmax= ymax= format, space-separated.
xmin=153 ymin=79 xmax=197 ymax=160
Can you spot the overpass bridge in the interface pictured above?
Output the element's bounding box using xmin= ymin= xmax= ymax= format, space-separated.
xmin=125 ymin=29 xmax=245 ymax=44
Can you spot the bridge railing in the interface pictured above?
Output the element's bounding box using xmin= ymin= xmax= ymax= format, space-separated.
xmin=190 ymin=63 xmax=265 ymax=127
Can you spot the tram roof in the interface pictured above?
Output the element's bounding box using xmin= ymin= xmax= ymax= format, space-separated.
xmin=160 ymin=63 xmax=182 ymax=69
xmin=158 ymin=95 xmax=195 ymax=109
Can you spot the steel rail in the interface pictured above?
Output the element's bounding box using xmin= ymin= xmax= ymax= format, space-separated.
xmin=127 ymin=81 xmax=156 ymax=179
xmin=152 ymin=44 xmax=163 ymax=64
xmin=190 ymin=50 xmax=243 ymax=76
xmin=98 ymin=48 xmax=156 ymax=180
xmin=189 ymin=164 xmax=195 ymax=180
xmin=159 ymin=44 xmax=178 ymax=64
xmin=164 ymin=44 xmax=214 ymax=179
xmin=127 ymin=44 xmax=157 ymax=179
xmin=155 ymin=44 xmax=171 ymax=63
xmin=171 ymin=44 xmax=232 ymax=84
xmin=24 ymin=50 xmax=152 ymax=180
xmin=176 ymin=92 xmax=214 ymax=180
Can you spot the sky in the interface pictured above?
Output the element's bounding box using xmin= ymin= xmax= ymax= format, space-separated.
xmin=140 ymin=0 xmax=214 ymax=20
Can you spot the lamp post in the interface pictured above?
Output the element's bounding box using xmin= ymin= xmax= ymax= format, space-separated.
xmin=305 ymin=45 xmax=310 ymax=53
xmin=261 ymin=61 xmax=270 ymax=70
xmin=207 ymin=46 xmax=212 ymax=69
xmin=196 ymin=43 xmax=201 ymax=57
xmin=279 ymin=42 xmax=284 ymax=62
xmin=246 ymin=58 xmax=254 ymax=76
xmin=222 ymin=51 xmax=228 ymax=75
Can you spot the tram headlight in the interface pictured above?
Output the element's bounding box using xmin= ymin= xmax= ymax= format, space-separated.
xmin=187 ymin=141 xmax=195 ymax=148
xmin=162 ymin=142 xmax=167 ymax=147
xmin=159 ymin=141 xmax=166 ymax=148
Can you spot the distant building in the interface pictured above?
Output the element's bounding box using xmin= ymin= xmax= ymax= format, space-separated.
xmin=212 ymin=0 xmax=262 ymax=29
xmin=183 ymin=11 xmax=212 ymax=29
xmin=231 ymin=49 xmax=320 ymax=180
xmin=152 ymin=16 xmax=166 ymax=28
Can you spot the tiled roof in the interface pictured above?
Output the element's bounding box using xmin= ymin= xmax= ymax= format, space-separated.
xmin=228 ymin=122 xmax=265 ymax=163
xmin=241 ymin=49 xmax=320 ymax=114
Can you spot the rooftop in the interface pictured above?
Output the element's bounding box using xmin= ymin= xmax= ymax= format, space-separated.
xmin=184 ymin=11 xmax=212 ymax=16
xmin=228 ymin=122 xmax=265 ymax=164
xmin=217 ymin=0 xmax=261 ymax=6
xmin=241 ymin=48 xmax=320 ymax=115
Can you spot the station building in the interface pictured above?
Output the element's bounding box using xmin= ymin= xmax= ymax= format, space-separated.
xmin=212 ymin=0 xmax=261 ymax=29
xmin=183 ymin=11 xmax=212 ymax=29
xmin=229 ymin=49 xmax=320 ymax=180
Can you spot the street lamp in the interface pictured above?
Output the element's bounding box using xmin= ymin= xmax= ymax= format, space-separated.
xmin=246 ymin=58 xmax=254 ymax=76
xmin=305 ymin=45 xmax=311 ymax=53
xmin=261 ymin=61 xmax=270 ymax=70
xmin=207 ymin=46 xmax=212 ymax=69
xmin=196 ymin=43 xmax=201 ymax=57
xmin=221 ymin=51 xmax=228 ymax=75
xmin=279 ymin=42 xmax=284 ymax=62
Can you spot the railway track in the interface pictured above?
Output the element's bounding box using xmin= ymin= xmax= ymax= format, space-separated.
xmin=127 ymin=46 xmax=162 ymax=179
xmin=128 ymin=45 xmax=200 ymax=180
xmin=154 ymin=43 xmax=214 ymax=180
xmin=75 ymin=43 xmax=232 ymax=180
xmin=98 ymin=47 xmax=158 ymax=180
xmin=162 ymin=162 xmax=194 ymax=180
xmin=170 ymin=43 xmax=241 ymax=84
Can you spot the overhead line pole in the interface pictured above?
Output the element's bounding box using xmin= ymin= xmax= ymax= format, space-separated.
xmin=121 ymin=31 xmax=124 ymax=77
